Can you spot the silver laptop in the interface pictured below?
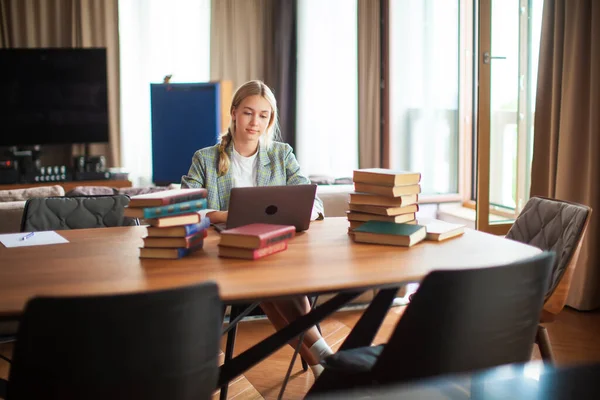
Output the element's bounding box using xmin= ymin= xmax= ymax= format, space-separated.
xmin=215 ymin=184 xmax=317 ymax=232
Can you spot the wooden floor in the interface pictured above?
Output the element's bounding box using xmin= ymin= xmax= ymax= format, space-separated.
xmin=2 ymin=305 xmax=600 ymax=399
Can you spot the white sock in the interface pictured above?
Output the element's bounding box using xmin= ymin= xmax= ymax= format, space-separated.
xmin=309 ymin=338 xmax=334 ymax=363
xmin=310 ymin=363 xmax=324 ymax=379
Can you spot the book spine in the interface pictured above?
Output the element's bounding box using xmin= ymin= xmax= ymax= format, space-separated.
xmin=177 ymin=239 xmax=205 ymax=258
xmin=183 ymin=216 xmax=211 ymax=236
xmin=259 ymin=231 xmax=295 ymax=248
xmin=143 ymin=199 xmax=207 ymax=219
xmin=252 ymin=241 xmax=288 ymax=259
xmin=185 ymin=230 xmax=208 ymax=247
xmin=177 ymin=248 xmax=189 ymax=258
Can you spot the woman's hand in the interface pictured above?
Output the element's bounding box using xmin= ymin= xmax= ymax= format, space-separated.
xmin=206 ymin=211 xmax=228 ymax=224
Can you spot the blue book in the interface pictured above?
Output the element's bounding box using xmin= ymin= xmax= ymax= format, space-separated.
xmin=125 ymin=198 xmax=207 ymax=219
xmin=145 ymin=217 xmax=210 ymax=237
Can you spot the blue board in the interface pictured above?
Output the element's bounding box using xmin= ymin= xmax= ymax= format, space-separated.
xmin=150 ymin=82 xmax=221 ymax=185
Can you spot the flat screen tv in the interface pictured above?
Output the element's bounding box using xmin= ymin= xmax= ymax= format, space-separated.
xmin=0 ymin=48 xmax=109 ymax=147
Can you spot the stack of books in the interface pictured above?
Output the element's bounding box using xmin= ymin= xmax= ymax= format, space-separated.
xmin=124 ymin=188 xmax=210 ymax=259
xmin=347 ymin=168 xmax=421 ymax=235
xmin=218 ymin=223 xmax=296 ymax=260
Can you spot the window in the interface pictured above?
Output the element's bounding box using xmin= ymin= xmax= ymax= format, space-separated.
xmin=388 ymin=0 xmax=461 ymax=196
xmin=119 ymin=0 xmax=211 ymax=186
xmin=296 ymin=0 xmax=358 ymax=178
xmin=476 ymin=0 xmax=544 ymax=215
xmin=384 ymin=0 xmax=543 ymax=216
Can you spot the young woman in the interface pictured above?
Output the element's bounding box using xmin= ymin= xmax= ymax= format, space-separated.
xmin=181 ymin=80 xmax=332 ymax=377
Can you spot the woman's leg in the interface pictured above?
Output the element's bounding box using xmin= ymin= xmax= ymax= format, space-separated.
xmin=260 ymin=300 xmax=321 ymax=365
xmin=268 ymin=296 xmax=322 ymax=346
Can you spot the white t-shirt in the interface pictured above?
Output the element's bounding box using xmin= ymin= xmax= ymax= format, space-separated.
xmin=231 ymin=147 xmax=258 ymax=187
xmin=201 ymin=148 xmax=319 ymax=220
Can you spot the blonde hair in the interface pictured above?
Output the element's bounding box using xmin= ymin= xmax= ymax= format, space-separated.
xmin=218 ymin=80 xmax=280 ymax=175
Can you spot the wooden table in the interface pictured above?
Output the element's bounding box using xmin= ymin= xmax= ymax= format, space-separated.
xmin=0 ymin=217 xmax=542 ymax=390
xmin=0 ymin=217 xmax=541 ymax=317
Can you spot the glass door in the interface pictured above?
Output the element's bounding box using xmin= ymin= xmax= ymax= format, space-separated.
xmin=475 ymin=0 xmax=543 ymax=234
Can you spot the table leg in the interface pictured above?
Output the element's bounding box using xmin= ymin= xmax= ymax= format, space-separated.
xmin=338 ymin=287 xmax=400 ymax=351
xmin=220 ymin=303 xmax=260 ymax=400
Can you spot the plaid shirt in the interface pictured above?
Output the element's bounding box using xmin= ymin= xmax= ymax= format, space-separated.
xmin=181 ymin=141 xmax=324 ymax=217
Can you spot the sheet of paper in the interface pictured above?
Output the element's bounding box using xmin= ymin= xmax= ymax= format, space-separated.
xmin=0 ymin=231 xmax=69 ymax=248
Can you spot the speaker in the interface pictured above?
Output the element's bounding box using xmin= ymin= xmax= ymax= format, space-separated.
xmin=73 ymin=156 xmax=106 ymax=173
xmin=0 ymin=159 xmax=18 ymax=184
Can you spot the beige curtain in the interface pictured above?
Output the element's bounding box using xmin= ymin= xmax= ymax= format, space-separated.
xmin=0 ymin=0 xmax=120 ymax=167
xmin=530 ymin=0 xmax=600 ymax=310
xmin=210 ymin=0 xmax=271 ymax=92
xmin=358 ymin=0 xmax=381 ymax=168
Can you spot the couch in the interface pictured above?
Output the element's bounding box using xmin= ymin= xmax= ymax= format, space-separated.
xmin=0 ymin=185 xmax=176 ymax=234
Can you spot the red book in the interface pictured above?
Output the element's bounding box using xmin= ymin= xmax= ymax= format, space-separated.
xmin=218 ymin=241 xmax=288 ymax=260
xmin=129 ymin=188 xmax=208 ymax=207
xmin=219 ymin=223 xmax=296 ymax=249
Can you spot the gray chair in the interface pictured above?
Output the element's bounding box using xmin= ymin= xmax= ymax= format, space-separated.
xmin=505 ymin=196 xmax=592 ymax=362
xmin=20 ymin=194 xmax=138 ymax=232
xmin=0 ymin=282 xmax=222 ymax=400
xmin=308 ymin=252 xmax=555 ymax=396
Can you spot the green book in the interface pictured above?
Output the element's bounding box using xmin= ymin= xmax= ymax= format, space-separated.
xmin=353 ymin=221 xmax=426 ymax=247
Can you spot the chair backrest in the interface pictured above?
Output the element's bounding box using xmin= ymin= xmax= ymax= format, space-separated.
xmin=20 ymin=194 xmax=138 ymax=232
xmin=371 ymin=252 xmax=555 ymax=385
xmin=505 ymin=196 xmax=591 ymax=315
xmin=7 ymin=282 xmax=222 ymax=400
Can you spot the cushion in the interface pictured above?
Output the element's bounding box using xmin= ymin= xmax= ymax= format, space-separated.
xmin=21 ymin=195 xmax=137 ymax=231
xmin=65 ymin=186 xmax=171 ymax=197
xmin=65 ymin=186 xmax=116 ymax=196
xmin=0 ymin=185 xmax=65 ymax=202
xmin=117 ymin=186 xmax=170 ymax=196
xmin=506 ymin=197 xmax=589 ymax=298
xmin=321 ymin=344 xmax=384 ymax=373
xmin=310 ymin=175 xmax=336 ymax=185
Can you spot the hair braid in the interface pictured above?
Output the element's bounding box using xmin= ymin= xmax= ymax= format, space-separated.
xmin=218 ymin=129 xmax=233 ymax=176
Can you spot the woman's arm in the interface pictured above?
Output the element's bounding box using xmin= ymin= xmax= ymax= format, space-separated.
xmin=181 ymin=151 xmax=206 ymax=188
xmin=181 ymin=150 xmax=227 ymax=222
xmin=284 ymin=145 xmax=325 ymax=219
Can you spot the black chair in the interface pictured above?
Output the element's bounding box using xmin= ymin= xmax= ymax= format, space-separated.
xmin=0 ymin=195 xmax=139 ymax=353
xmin=20 ymin=194 xmax=138 ymax=232
xmin=308 ymin=252 xmax=555 ymax=396
xmin=0 ymin=281 xmax=222 ymax=400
